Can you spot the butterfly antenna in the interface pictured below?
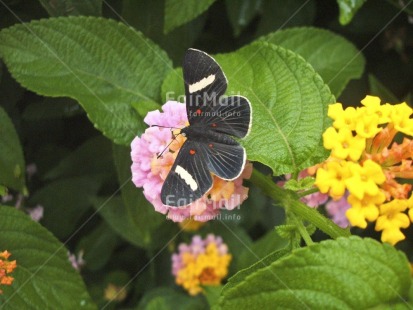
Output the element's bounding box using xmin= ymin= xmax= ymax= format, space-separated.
xmin=151 ymin=125 xmax=180 ymax=130
xmin=157 ymin=133 xmax=182 ymax=159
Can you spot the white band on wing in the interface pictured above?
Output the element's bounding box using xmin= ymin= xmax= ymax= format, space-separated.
xmin=188 ymin=74 xmax=215 ymax=93
xmin=175 ymin=165 xmax=198 ymax=191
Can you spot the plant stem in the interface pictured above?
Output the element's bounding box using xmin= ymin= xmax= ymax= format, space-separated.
xmin=293 ymin=216 xmax=314 ymax=246
xmin=250 ymin=168 xmax=351 ymax=239
xmin=297 ymin=187 xmax=319 ymax=198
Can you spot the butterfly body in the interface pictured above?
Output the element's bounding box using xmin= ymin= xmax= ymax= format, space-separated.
xmin=160 ymin=49 xmax=252 ymax=207
xmin=181 ymin=125 xmax=239 ymax=147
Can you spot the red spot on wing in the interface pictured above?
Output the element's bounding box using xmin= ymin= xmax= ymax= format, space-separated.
xmin=212 ymin=123 xmax=217 ymax=127
xmin=189 ymin=149 xmax=196 ymax=155
xmin=209 ymin=144 xmax=213 ymax=148
xmin=196 ymin=109 xmax=202 ymax=115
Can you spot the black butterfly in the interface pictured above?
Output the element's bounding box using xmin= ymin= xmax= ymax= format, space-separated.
xmin=160 ymin=48 xmax=252 ymax=207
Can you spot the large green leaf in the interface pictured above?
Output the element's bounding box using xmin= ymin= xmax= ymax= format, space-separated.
xmin=23 ymin=98 xmax=83 ymax=120
xmin=216 ymin=42 xmax=334 ymax=175
xmin=0 ymin=17 xmax=172 ymax=145
xmin=259 ymin=27 xmax=365 ymax=97
xmin=38 ymin=0 xmax=102 ymax=16
xmin=0 ymin=106 xmax=26 ymax=193
xmin=164 ymin=0 xmax=217 ymax=34
xmin=44 ymin=135 xmax=113 ymax=180
xmin=218 ymin=237 xmax=412 ymax=309
xmin=337 ymin=0 xmax=367 ymax=25
xmin=0 ymin=206 xmax=96 ymax=309
xmin=29 ymin=176 xmax=103 ymax=239
xmin=223 ymin=248 xmax=291 ymax=295
xmin=76 ymin=221 xmax=119 ymax=271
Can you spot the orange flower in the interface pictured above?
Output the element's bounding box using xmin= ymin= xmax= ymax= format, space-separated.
xmin=0 ymin=250 xmax=16 ymax=294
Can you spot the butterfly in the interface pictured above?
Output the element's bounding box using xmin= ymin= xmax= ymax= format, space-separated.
xmin=160 ymin=48 xmax=252 ymax=207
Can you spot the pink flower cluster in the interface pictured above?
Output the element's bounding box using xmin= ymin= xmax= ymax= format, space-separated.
xmin=131 ymin=101 xmax=251 ymax=222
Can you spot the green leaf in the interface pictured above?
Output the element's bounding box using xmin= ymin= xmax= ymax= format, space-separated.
xmin=237 ymin=229 xmax=288 ymax=270
xmin=161 ymin=68 xmax=185 ymax=103
xmin=218 ymin=237 xmax=411 ymax=309
xmin=45 ymin=135 xmax=114 ymax=180
xmin=255 ymin=0 xmax=316 ymax=37
xmin=92 ymin=196 xmax=146 ymax=248
xmin=164 ymin=0 xmax=217 ymax=34
xmin=216 ymin=42 xmax=334 ymax=175
xmin=204 ymin=285 xmax=223 ymax=308
xmin=137 ymin=287 xmax=208 ymax=310
xmin=337 ymin=0 xmax=367 ymax=25
xmin=38 ymin=0 xmax=103 ymax=16
xmin=0 ymin=17 xmax=172 ymax=145
xmin=29 ymin=176 xmax=103 ymax=239
xmin=225 ymin=0 xmax=262 ymax=37
xmin=0 ymin=106 xmax=26 ymax=193
xmin=77 ymin=222 xmax=119 ymax=271
xmin=131 ymin=101 xmax=162 ymax=118
xmin=0 ymin=184 xmax=7 ymax=196
xmin=23 ymin=98 xmax=83 ymax=120
xmin=222 ymin=248 xmax=291 ymax=295
xmin=284 ymin=176 xmax=314 ymax=191
xmin=122 ymin=0 xmax=206 ymax=64
xmin=259 ymin=27 xmax=365 ymax=97
xmin=0 ymin=206 xmax=96 ymax=309
xmin=368 ymin=74 xmax=400 ymax=103
xmin=111 ymin=144 xmax=165 ymax=248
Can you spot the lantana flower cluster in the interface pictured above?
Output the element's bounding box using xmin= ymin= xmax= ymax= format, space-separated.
xmin=131 ymin=101 xmax=252 ymax=222
xmin=0 ymin=250 xmax=16 ymax=294
xmin=171 ymin=234 xmax=231 ymax=295
xmin=315 ymin=96 xmax=413 ymax=244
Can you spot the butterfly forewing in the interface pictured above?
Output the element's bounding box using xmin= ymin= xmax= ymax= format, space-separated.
xmin=183 ymin=48 xmax=227 ymax=124
xmin=195 ymin=95 xmax=252 ymax=138
xmin=161 ymin=140 xmax=213 ymax=207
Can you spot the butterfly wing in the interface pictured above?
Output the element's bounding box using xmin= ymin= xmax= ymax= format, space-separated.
xmin=203 ymin=95 xmax=252 ymax=138
xmin=183 ymin=49 xmax=227 ymax=123
xmin=161 ymin=140 xmax=213 ymax=207
xmin=199 ymin=135 xmax=247 ymax=180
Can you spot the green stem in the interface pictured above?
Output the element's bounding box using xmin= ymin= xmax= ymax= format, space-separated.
xmin=250 ymin=168 xmax=351 ymax=239
xmin=297 ymin=187 xmax=319 ymax=198
xmin=293 ymin=216 xmax=314 ymax=246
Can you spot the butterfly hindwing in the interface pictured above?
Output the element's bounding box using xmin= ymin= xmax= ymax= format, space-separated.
xmin=183 ymin=49 xmax=227 ymax=123
xmin=198 ymin=137 xmax=246 ymax=180
xmin=161 ymin=140 xmax=213 ymax=207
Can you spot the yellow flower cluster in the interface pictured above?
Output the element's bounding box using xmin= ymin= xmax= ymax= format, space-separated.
xmin=0 ymin=250 xmax=16 ymax=294
xmin=315 ymin=96 xmax=413 ymax=245
xmin=175 ymin=242 xmax=231 ymax=295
